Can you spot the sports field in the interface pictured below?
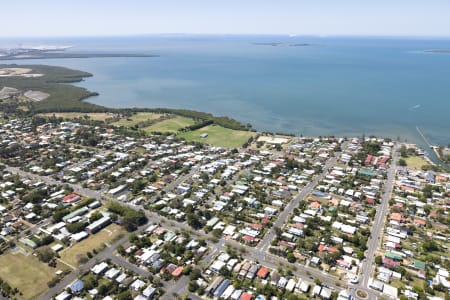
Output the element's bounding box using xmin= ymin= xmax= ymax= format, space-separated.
xmin=178 ymin=125 xmax=255 ymax=148
xmin=112 ymin=112 xmax=163 ymax=126
xmin=0 ymin=252 xmax=60 ymax=299
xmin=143 ymin=116 xmax=196 ymax=133
xmin=38 ymin=112 xmax=114 ymax=121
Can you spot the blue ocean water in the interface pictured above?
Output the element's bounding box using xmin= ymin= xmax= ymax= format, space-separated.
xmin=1 ymin=35 xmax=450 ymax=147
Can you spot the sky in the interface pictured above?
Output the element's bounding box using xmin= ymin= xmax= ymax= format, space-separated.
xmin=2 ymin=0 xmax=450 ymax=37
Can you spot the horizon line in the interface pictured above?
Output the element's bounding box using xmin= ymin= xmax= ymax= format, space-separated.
xmin=1 ymin=33 xmax=450 ymax=39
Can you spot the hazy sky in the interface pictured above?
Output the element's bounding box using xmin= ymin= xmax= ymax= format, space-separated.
xmin=3 ymin=0 xmax=450 ymax=37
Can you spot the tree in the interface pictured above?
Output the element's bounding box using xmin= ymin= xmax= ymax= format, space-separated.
xmin=89 ymin=211 xmax=103 ymax=223
xmin=219 ymin=267 xmax=231 ymax=277
xmin=53 ymin=208 xmax=70 ymax=222
xmin=66 ymin=221 xmax=87 ymax=234
xmin=77 ymin=254 xmax=89 ymax=265
xmin=107 ymin=202 xmax=147 ymax=231
xmin=36 ymin=247 xmax=55 ymax=263
xmin=97 ymin=283 xmax=109 ymax=296
xmin=186 ymin=212 xmax=203 ymax=229
xmin=47 ymin=277 xmax=60 ymax=288
xmin=188 ymin=280 xmax=199 ymax=292
xmin=287 ymin=252 xmax=296 ymax=263
xmin=117 ymin=244 xmax=126 ymax=256
xmin=422 ymin=240 xmax=439 ymax=252
xmin=117 ymin=290 xmax=132 ymax=300
xmin=375 ymin=255 xmax=382 ymax=265
xmin=211 ymin=229 xmax=222 ymax=238
xmin=422 ymin=184 xmax=433 ymax=199
xmin=274 ymin=226 xmax=282 ymax=237
xmin=110 ymin=213 xmax=118 ymax=222
xmin=398 ymin=158 xmax=407 ymax=166
xmin=356 ymin=250 xmax=365 ymax=261
xmin=399 ymin=145 xmax=408 ymax=157
xmin=189 ymin=268 xmax=202 ymax=281
xmin=331 ymin=291 xmax=339 ymax=300
xmin=83 ymin=275 xmax=98 ymax=290
xmin=40 ymin=235 xmax=54 ymax=246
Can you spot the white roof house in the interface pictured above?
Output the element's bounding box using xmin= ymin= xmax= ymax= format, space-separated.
xmin=91 ymin=262 xmax=108 ymax=274
xmin=130 ymin=279 xmax=146 ymax=291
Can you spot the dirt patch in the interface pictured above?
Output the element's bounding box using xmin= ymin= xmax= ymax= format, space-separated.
xmin=0 ymin=67 xmax=43 ymax=77
xmin=0 ymin=86 xmax=19 ymax=99
xmin=24 ymin=90 xmax=50 ymax=101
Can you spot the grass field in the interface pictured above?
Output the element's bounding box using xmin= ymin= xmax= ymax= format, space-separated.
xmin=38 ymin=112 xmax=114 ymax=121
xmin=143 ymin=116 xmax=196 ymax=133
xmin=60 ymin=224 xmax=124 ymax=267
xmin=0 ymin=252 xmax=59 ymax=299
xmin=405 ymin=155 xmax=428 ymax=169
xmin=178 ymin=125 xmax=256 ymax=148
xmin=112 ymin=112 xmax=163 ymax=126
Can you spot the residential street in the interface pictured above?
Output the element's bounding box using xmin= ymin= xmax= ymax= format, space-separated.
xmin=356 ymin=145 xmax=398 ymax=297
xmin=7 ymin=142 xmax=398 ymax=300
xmin=258 ymin=148 xmax=343 ymax=253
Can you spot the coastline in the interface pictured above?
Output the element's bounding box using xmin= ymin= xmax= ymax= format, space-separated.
xmin=0 ymin=53 xmax=158 ymax=60
xmin=424 ymin=49 xmax=450 ymax=53
xmin=1 ymin=61 xmax=449 ymax=165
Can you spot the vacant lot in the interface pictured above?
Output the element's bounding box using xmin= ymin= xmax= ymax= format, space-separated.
xmin=38 ymin=112 xmax=114 ymax=121
xmin=0 ymin=67 xmax=37 ymax=77
xmin=144 ymin=116 xmax=196 ymax=133
xmin=0 ymin=252 xmax=58 ymax=299
xmin=112 ymin=112 xmax=163 ymax=126
xmin=60 ymin=224 xmax=124 ymax=267
xmin=24 ymin=90 xmax=50 ymax=101
xmin=178 ymin=125 xmax=256 ymax=148
xmin=405 ymin=155 xmax=428 ymax=169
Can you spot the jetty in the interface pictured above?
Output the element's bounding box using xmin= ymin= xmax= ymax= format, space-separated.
xmin=416 ymin=126 xmax=432 ymax=148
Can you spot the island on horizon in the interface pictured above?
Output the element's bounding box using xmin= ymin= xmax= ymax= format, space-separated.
xmin=0 ymin=45 xmax=157 ymax=60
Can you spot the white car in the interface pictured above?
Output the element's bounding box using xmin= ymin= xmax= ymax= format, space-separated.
xmin=347 ymin=275 xmax=358 ymax=284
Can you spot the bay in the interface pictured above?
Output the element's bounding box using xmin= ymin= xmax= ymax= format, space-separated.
xmin=1 ymin=35 xmax=450 ymax=148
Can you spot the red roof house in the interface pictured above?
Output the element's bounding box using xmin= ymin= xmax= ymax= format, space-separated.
xmin=62 ymin=193 xmax=81 ymax=204
xmin=413 ymin=218 xmax=426 ymax=226
xmin=171 ymin=266 xmax=184 ymax=277
xmin=256 ymin=267 xmax=269 ymax=279
xmin=240 ymin=292 xmax=254 ymax=300
xmin=390 ymin=213 xmax=404 ymax=223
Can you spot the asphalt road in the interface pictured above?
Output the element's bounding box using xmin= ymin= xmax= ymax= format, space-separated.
xmin=6 ymin=143 xmax=398 ymax=300
xmin=6 ymin=153 xmax=350 ymax=298
xmin=258 ymin=148 xmax=343 ymax=253
xmin=360 ymin=145 xmax=398 ymax=289
xmin=37 ymin=230 xmax=133 ymax=300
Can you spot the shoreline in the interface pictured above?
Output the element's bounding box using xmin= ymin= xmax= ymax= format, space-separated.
xmin=424 ymin=49 xmax=450 ymax=53
xmin=1 ymin=62 xmax=449 ymax=162
xmin=0 ymin=53 xmax=158 ymax=61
